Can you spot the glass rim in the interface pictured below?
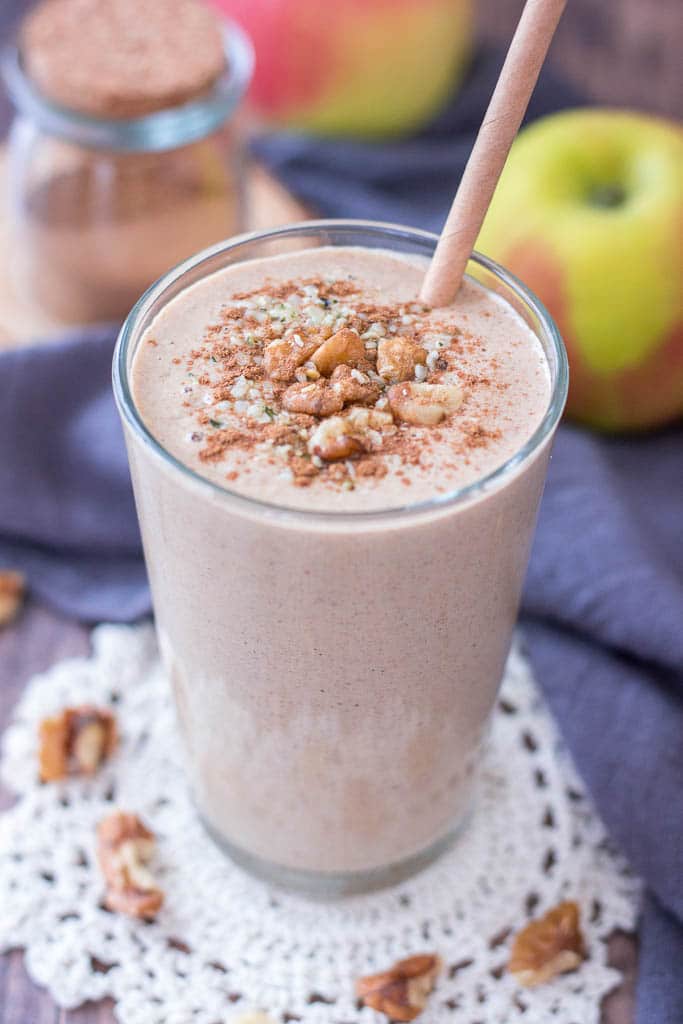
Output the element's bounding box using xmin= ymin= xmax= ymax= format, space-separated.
xmin=0 ymin=20 xmax=253 ymax=153
xmin=113 ymin=219 xmax=569 ymax=525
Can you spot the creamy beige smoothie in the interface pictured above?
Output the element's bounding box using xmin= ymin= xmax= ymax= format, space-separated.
xmin=118 ymin=227 xmax=563 ymax=890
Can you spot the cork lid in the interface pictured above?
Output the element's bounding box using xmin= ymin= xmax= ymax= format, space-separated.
xmin=21 ymin=0 xmax=227 ymax=119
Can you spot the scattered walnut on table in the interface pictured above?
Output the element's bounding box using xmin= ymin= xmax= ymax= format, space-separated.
xmin=0 ymin=570 xmax=26 ymax=627
xmin=39 ymin=705 xmax=118 ymax=782
xmin=508 ymin=900 xmax=586 ymax=987
xmin=97 ymin=811 xmax=164 ymax=919
xmin=356 ymin=953 xmax=442 ymax=1021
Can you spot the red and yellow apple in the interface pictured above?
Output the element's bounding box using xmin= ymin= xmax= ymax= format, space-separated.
xmin=477 ymin=109 xmax=683 ymax=432
xmin=211 ymin=0 xmax=473 ymax=137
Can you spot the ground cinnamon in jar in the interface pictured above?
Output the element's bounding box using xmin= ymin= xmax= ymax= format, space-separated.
xmin=6 ymin=0 xmax=251 ymax=325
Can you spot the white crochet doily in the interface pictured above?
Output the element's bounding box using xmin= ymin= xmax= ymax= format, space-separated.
xmin=1 ymin=624 xmax=638 ymax=1024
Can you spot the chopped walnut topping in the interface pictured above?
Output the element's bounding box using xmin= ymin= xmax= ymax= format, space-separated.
xmin=311 ymin=327 xmax=366 ymax=376
xmin=0 ymin=570 xmax=25 ymax=627
xmin=168 ymin=274 xmax=512 ymax=492
xmin=308 ymin=404 xmax=395 ymax=462
xmin=356 ymin=953 xmax=442 ymax=1021
xmin=97 ymin=812 xmax=164 ymax=919
xmin=377 ymin=336 xmax=427 ymax=383
xmin=282 ymin=380 xmax=344 ymax=417
xmin=39 ymin=706 xmax=118 ymax=782
xmin=388 ymin=381 xmax=464 ymax=426
xmin=307 ymin=415 xmax=366 ymax=461
xmin=345 ymin=405 xmax=395 ymax=433
xmin=330 ymin=364 xmax=381 ymax=406
xmin=263 ymin=333 xmax=319 ymax=382
xmin=508 ymin=900 xmax=586 ymax=987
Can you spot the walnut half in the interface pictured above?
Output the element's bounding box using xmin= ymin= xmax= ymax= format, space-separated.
xmin=39 ymin=705 xmax=118 ymax=782
xmin=97 ymin=811 xmax=164 ymax=919
xmin=508 ymin=900 xmax=586 ymax=987
xmin=356 ymin=953 xmax=442 ymax=1021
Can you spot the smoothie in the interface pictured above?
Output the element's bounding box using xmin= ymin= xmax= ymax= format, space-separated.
xmin=132 ymin=247 xmax=549 ymax=508
xmin=119 ymin=229 xmax=561 ymax=889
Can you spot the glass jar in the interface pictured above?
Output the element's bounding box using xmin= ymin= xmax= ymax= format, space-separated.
xmin=1 ymin=22 xmax=253 ymax=325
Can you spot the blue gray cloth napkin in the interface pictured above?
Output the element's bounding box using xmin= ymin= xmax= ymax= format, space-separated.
xmin=0 ymin=46 xmax=681 ymax=1023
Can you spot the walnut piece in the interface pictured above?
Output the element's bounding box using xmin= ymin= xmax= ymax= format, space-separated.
xmin=330 ymin=364 xmax=381 ymax=406
xmin=356 ymin=953 xmax=442 ymax=1021
xmin=307 ymin=415 xmax=366 ymax=461
xmin=508 ymin=900 xmax=586 ymax=987
xmin=345 ymin=406 xmax=395 ymax=432
xmin=264 ymin=333 xmax=319 ymax=382
xmin=308 ymin=405 xmax=394 ymax=461
xmin=97 ymin=811 xmax=164 ymax=919
xmin=0 ymin=570 xmax=25 ymax=627
xmin=312 ymin=327 xmax=366 ymax=376
xmin=283 ymin=363 xmax=382 ymax=417
xmin=39 ymin=705 xmax=118 ymax=782
xmin=377 ymin=336 xmax=427 ymax=383
xmin=388 ymin=381 xmax=463 ymax=426
xmin=282 ymin=380 xmax=344 ymax=417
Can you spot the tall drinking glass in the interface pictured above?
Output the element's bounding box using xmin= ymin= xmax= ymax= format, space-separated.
xmin=113 ymin=221 xmax=568 ymax=896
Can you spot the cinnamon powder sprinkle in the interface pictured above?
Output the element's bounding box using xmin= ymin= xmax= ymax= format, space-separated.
xmin=199 ymin=428 xmax=249 ymax=462
xmin=173 ymin=275 xmax=509 ymax=493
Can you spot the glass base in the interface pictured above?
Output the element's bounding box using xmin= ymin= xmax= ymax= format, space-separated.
xmin=199 ymin=808 xmax=472 ymax=899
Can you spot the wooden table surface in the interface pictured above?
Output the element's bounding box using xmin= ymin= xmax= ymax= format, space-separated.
xmin=3 ymin=0 xmax=680 ymax=1019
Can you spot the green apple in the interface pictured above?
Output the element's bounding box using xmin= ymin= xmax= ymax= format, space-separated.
xmin=477 ymin=109 xmax=683 ymax=431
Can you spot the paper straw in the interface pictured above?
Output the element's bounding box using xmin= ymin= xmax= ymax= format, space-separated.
xmin=420 ymin=0 xmax=567 ymax=307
